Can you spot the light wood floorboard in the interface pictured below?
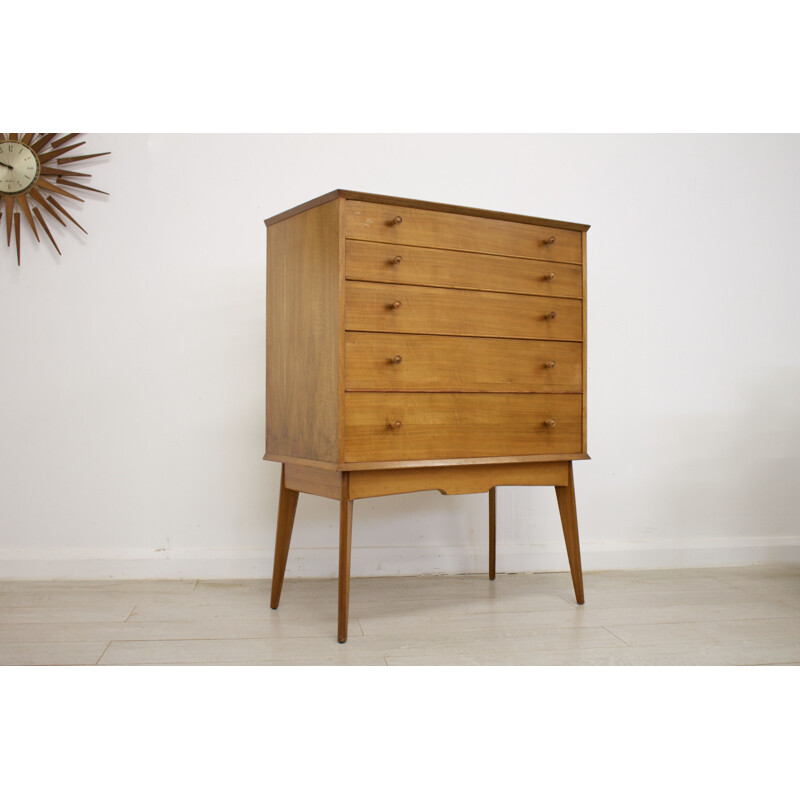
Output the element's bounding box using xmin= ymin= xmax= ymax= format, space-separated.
xmin=0 ymin=564 xmax=797 ymax=666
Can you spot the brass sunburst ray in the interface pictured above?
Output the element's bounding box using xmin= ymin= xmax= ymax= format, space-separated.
xmin=57 ymin=177 xmax=109 ymax=196
xmin=17 ymin=195 xmax=39 ymax=241
xmin=4 ymin=197 xmax=13 ymax=245
xmin=48 ymin=134 xmax=81 ymax=149
xmin=2 ymin=133 xmax=109 ymax=263
xmin=57 ymin=151 xmax=111 ymax=165
xmin=47 ymin=196 xmax=87 ymax=235
xmin=30 ymin=187 xmax=67 ymax=227
xmin=32 ymin=207 xmax=61 ymax=255
xmin=38 ymin=142 xmax=86 ymax=164
xmin=14 ymin=212 xmax=21 ymax=265
xmin=35 ymin=177 xmax=84 ymax=203
xmin=31 ymin=134 xmax=56 ymax=152
xmin=41 ymin=167 xmax=92 ymax=179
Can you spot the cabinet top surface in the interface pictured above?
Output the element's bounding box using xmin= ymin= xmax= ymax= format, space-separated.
xmin=264 ymin=189 xmax=591 ymax=232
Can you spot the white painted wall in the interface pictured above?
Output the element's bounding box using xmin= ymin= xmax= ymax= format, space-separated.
xmin=1 ymin=134 xmax=798 ymax=579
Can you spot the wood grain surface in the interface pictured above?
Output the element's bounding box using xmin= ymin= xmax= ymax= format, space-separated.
xmin=343 ymin=392 xmax=582 ymax=462
xmin=266 ymin=200 xmax=340 ymax=462
xmin=344 ymin=332 xmax=583 ymax=393
xmin=345 ymin=280 xmax=583 ymax=341
xmin=345 ymin=239 xmax=583 ymax=299
xmin=344 ymin=200 xmax=583 ymax=263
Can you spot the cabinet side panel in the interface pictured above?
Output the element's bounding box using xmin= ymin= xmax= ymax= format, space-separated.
xmin=266 ymin=200 xmax=339 ymax=463
xmin=582 ymin=229 xmax=588 ymax=453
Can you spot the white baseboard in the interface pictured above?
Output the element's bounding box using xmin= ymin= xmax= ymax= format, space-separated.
xmin=0 ymin=536 xmax=798 ymax=580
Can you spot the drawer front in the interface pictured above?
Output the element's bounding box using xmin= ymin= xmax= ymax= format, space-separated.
xmin=345 ymin=281 xmax=582 ymax=341
xmin=346 ymin=240 xmax=583 ymax=299
xmin=344 ymin=201 xmax=582 ymax=264
xmin=345 ymin=333 xmax=583 ymax=392
xmin=344 ymin=393 xmax=582 ymax=462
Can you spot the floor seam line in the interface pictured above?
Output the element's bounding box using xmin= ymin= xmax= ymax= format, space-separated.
xmin=96 ymin=642 xmax=111 ymax=665
xmin=602 ymin=626 xmax=634 ymax=646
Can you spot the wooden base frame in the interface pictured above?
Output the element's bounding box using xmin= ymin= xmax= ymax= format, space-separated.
xmin=269 ymin=460 xmax=585 ymax=643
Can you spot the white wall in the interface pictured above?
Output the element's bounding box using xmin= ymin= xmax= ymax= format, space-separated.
xmin=1 ymin=133 xmax=798 ymax=579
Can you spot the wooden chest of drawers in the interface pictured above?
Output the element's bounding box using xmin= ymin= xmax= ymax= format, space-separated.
xmin=264 ymin=190 xmax=589 ymax=642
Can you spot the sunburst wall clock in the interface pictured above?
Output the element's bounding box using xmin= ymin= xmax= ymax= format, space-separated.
xmin=0 ymin=133 xmax=110 ymax=265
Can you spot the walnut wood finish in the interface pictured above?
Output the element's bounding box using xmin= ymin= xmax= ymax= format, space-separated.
xmin=265 ymin=450 xmax=589 ymax=472
xmin=489 ymin=487 xmax=497 ymax=580
xmin=265 ymin=200 xmax=339 ymax=463
xmin=264 ymin=189 xmax=590 ymax=233
xmin=338 ymin=473 xmax=353 ymax=643
xmin=348 ymin=461 xmax=569 ymax=500
xmin=345 ymin=239 xmax=583 ymax=299
xmin=269 ymin=465 xmax=300 ymax=610
xmin=275 ymin=460 xmax=577 ymax=642
xmin=346 ymin=281 xmax=582 ymax=341
xmin=343 ymin=392 xmax=582 ymax=463
xmin=581 ymin=230 xmax=588 ymax=453
xmin=284 ymin=463 xmax=341 ymax=499
xmin=555 ymin=462 xmax=585 ymax=605
xmin=344 ymin=200 xmax=583 ymax=264
xmin=264 ymin=191 xmax=590 ymax=641
xmin=345 ymin=333 xmax=582 ymax=393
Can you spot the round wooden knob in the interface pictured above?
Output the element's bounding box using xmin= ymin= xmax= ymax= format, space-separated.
xmin=545 ymin=361 xmax=556 ymax=369
xmin=543 ymin=236 xmax=556 ymax=245
xmin=390 ymin=300 xmax=402 ymax=310
xmin=545 ymin=311 xmax=556 ymax=320
xmin=391 ymin=355 xmax=403 ymax=364
xmin=391 ymin=255 xmax=403 ymax=265
xmin=544 ymin=418 xmax=556 ymax=428
xmin=545 ymin=272 xmax=556 ymax=281
xmin=392 ymin=420 xmax=402 ymax=430
xmin=392 ymin=216 xmax=403 ymax=226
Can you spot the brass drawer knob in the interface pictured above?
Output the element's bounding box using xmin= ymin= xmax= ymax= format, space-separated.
xmin=390 ymin=355 xmax=403 ymax=364
xmin=389 ymin=300 xmax=402 ymax=310
xmin=544 ymin=418 xmax=556 ymax=428
xmin=544 ymin=311 xmax=556 ymax=320
xmin=545 ymin=272 xmax=556 ymax=281
xmin=392 ymin=420 xmax=403 ymax=430
xmin=391 ymin=255 xmax=403 ymax=265
xmin=543 ymin=236 xmax=556 ymax=246
xmin=392 ymin=215 xmax=403 ymax=226
xmin=545 ymin=361 xmax=556 ymax=369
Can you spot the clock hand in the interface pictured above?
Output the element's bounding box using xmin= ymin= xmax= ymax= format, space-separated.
xmin=0 ymin=160 xmax=13 ymax=169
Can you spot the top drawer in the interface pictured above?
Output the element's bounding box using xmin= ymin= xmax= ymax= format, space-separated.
xmin=344 ymin=201 xmax=583 ymax=264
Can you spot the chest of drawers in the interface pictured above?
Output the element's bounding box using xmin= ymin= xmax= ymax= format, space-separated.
xmin=264 ymin=190 xmax=590 ymax=642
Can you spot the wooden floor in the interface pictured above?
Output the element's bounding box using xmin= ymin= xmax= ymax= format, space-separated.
xmin=1 ymin=563 xmax=798 ymax=665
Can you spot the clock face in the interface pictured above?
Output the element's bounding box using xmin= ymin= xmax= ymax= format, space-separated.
xmin=0 ymin=140 xmax=40 ymax=196
xmin=1 ymin=133 xmax=111 ymax=265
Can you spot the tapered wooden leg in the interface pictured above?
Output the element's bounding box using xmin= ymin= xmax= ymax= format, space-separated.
xmin=554 ymin=462 xmax=585 ymax=604
xmin=488 ymin=487 xmax=496 ymax=580
xmin=338 ymin=473 xmax=353 ymax=643
xmin=270 ymin=464 xmax=300 ymax=610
